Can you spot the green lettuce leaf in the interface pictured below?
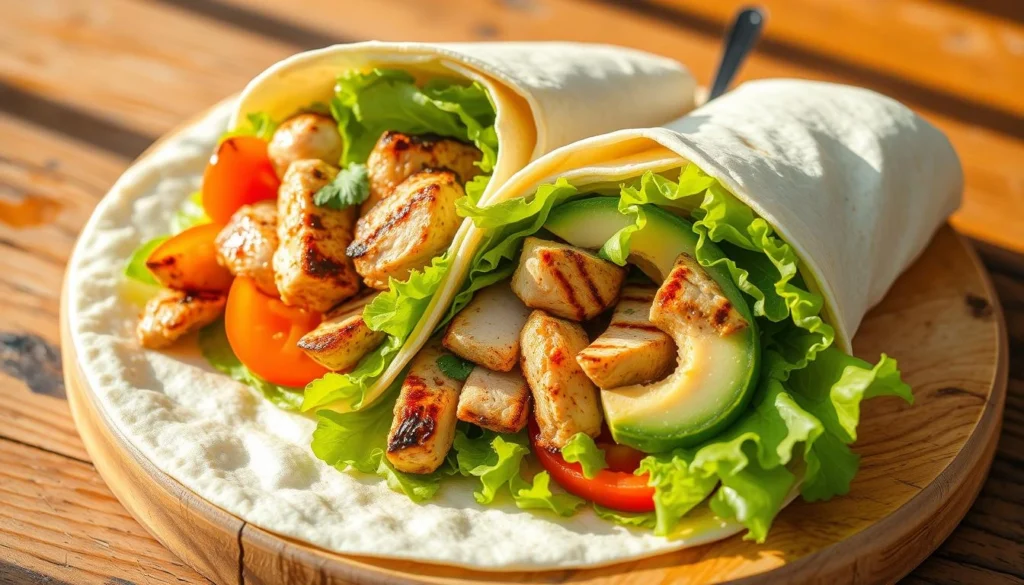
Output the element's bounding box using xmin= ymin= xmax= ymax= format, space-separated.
xmin=171 ymin=191 xmax=209 ymax=234
xmin=221 ymin=112 xmax=278 ymax=142
xmin=637 ymin=449 xmax=718 ymax=536
xmin=313 ymin=163 xmax=370 ymax=209
xmin=330 ymin=69 xmax=498 ymax=177
xmin=197 ymin=320 xmax=304 ymax=411
xmin=445 ymin=179 xmax=581 ymax=324
xmin=125 ymin=192 xmax=209 ymax=286
xmin=511 ymin=471 xmax=586 ymax=517
xmin=124 ymin=237 xmax=167 ymax=286
xmin=311 ymin=382 xmax=449 ymax=502
xmin=452 ymin=428 xmax=530 ymax=504
xmin=561 ymin=433 xmax=607 ymax=479
xmin=593 ymin=504 xmax=658 ymax=529
xmin=302 ymin=255 xmax=454 ymax=412
xmin=450 ymin=166 xmax=913 ymax=540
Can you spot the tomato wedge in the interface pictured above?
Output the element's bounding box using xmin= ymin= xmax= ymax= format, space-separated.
xmin=224 ymin=276 xmax=327 ymax=388
xmin=145 ymin=223 xmax=234 ymax=293
xmin=529 ymin=421 xmax=655 ymax=513
xmin=202 ymin=136 xmax=280 ymax=224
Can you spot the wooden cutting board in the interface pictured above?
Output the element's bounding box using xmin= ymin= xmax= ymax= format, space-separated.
xmin=60 ymin=121 xmax=1007 ymax=585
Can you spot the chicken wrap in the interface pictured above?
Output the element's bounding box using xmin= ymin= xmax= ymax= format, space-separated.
xmin=304 ymin=79 xmax=962 ymax=554
xmin=121 ymin=41 xmax=695 ymax=413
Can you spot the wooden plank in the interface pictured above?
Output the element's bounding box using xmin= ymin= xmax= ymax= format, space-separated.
xmin=0 ymin=437 xmax=205 ymax=584
xmin=0 ymin=113 xmax=129 ymax=462
xmin=642 ymin=0 xmax=1024 ymax=120
xmin=211 ymin=0 xmax=1024 ymax=254
xmin=3 ymin=0 xmax=1024 ymax=252
xmin=0 ymin=0 xmax=292 ymax=140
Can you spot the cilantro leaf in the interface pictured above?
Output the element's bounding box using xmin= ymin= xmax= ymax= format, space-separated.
xmin=313 ymin=163 xmax=370 ymax=210
xmin=436 ymin=354 xmax=474 ymax=381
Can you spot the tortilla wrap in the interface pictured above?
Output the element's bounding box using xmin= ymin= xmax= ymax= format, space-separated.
xmin=420 ymin=79 xmax=962 ymax=365
xmin=65 ymin=78 xmax=958 ymax=570
xmin=232 ymin=41 xmax=697 ymax=409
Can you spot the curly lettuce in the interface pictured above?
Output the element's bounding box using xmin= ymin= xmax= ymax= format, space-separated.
xmin=331 ymin=69 xmax=497 ymax=182
xmin=303 ymin=70 xmax=500 ymax=411
xmin=456 ymin=167 xmax=912 ymax=540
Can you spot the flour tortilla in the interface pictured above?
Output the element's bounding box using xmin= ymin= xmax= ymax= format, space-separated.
xmin=423 ymin=79 xmax=963 ymax=358
xmin=67 ymin=96 xmax=760 ymax=571
xmin=232 ymin=41 xmax=697 ymax=409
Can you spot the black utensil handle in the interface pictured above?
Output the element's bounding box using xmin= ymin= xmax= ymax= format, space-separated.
xmin=708 ymin=7 xmax=767 ymax=101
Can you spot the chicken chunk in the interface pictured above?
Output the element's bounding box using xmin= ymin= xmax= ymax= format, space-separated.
xmin=386 ymin=341 xmax=463 ymax=474
xmin=511 ymin=237 xmax=627 ymax=322
xmin=576 ymin=285 xmax=676 ymax=389
xmin=457 ymin=366 xmax=530 ymax=434
xmin=136 ymin=289 xmax=225 ymax=349
xmin=274 ymin=160 xmax=361 ymax=312
xmin=442 ymin=283 xmax=531 ymax=372
xmin=215 ymin=201 xmax=279 ymax=296
xmin=363 ymin=131 xmax=482 ymax=214
xmin=297 ymin=292 xmax=385 ymax=371
xmin=519 ymin=310 xmax=602 ymax=449
xmin=348 ymin=169 xmax=463 ymax=290
xmin=267 ymin=114 xmax=344 ymax=178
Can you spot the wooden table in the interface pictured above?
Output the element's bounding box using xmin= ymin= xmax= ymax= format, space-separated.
xmin=1 ymin=1 xmax=1021 ymax=583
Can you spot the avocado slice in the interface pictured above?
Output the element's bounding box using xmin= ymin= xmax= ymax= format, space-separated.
xmin=544 ymin=197 xmax=760 ymax=452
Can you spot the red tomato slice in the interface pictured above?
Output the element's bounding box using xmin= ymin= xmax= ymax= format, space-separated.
xmin=202 ymin=136 xmax=280 ymax=224
xmin=529 ymin=420 xmax=655 ymax=513
xmin=224 ymin=277 xmax=327 ymax=388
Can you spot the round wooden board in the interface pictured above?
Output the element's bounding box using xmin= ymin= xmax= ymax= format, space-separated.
xmin=60 ymin=110 xmax=1008 ymax=584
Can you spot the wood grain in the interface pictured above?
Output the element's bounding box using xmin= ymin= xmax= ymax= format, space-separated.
xmin=60 ymin=219 xmax=1007 ymax=584
xmin=0 ymin=437 xmax=203 ymax=584
xmin=2 ymin=0 xmax=1024 ymax=253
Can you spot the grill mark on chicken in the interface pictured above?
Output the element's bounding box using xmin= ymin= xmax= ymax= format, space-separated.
xmin=296 ymin=320 xmax=363 ymax=352
xmin=388 ymin=376 xmax=438 ymax=452
xmin=712 ymin=301 xmax=734 ymax=328
xmin=302 ymin=238 xmax=348 ymax=277
xmin=607 ymin=322 xmax=664 ymax=332
xmin=306 ymin=214 xmax=324 ymax=230
xmin=658 ymin=254 xmax=747 ymax=336
xmin=540 ymin=250 xmax=586 ymax=320
xmin=346 ymin=186 xmax=438 ymax=259
xmin=564 ymin=248 xmax=606 ymax=310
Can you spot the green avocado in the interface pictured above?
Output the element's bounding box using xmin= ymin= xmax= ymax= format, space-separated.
xmin=544 ymin=197 xmax=760 ymax=453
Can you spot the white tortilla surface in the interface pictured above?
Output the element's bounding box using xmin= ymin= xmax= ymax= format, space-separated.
xmin=431 ymin=79 xmax=963 ymax=353
xmin=67 ymin=102 xmax=762 ymax=570
xmin=232 ymin=41 xmax=697 ymax=409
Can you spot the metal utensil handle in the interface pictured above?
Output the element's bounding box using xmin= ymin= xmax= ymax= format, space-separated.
xmin=708 ymin=7 xmax=766 ymax=101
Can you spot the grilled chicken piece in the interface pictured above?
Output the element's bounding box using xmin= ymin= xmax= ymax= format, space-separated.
xmin=348 ymin=170 xmax=463 ymax=290
xmin=386 ymin=341 xmax=464 ymax=474
xmin=511 ymin=237 xmax=627 ymax=322
xmin=136 ymin=289 xmax=225 ymax=349
xmin=363 ymin=131 xmax=482 ymax=214
xmin=457 ymin=366 xmax=530 ymax=434
xmin=215 ymin=201 xmax=279 ymax=296
xmin=297 ymin=292 xmax=384 ymax=371
xmin=519 ymin=310 xmax=602 ymax=449
xmin=442 ymin=283 xmax=531 ymax=372
xmin=267 ymin=114 xmax=344 ymax=178
xmin=576 ymin=285 xmax=676 ymax=389
xmin=274 ymin=160 xmax=361 ymax=312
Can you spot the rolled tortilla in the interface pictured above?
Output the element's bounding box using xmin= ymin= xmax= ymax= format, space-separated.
xmin=235 ymin=41 xmax=697 ymax=410
xmin=420 ymin=79 xmax=963 ymax=358
xmin=232 ymin=41 xmax=697 ymax=209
